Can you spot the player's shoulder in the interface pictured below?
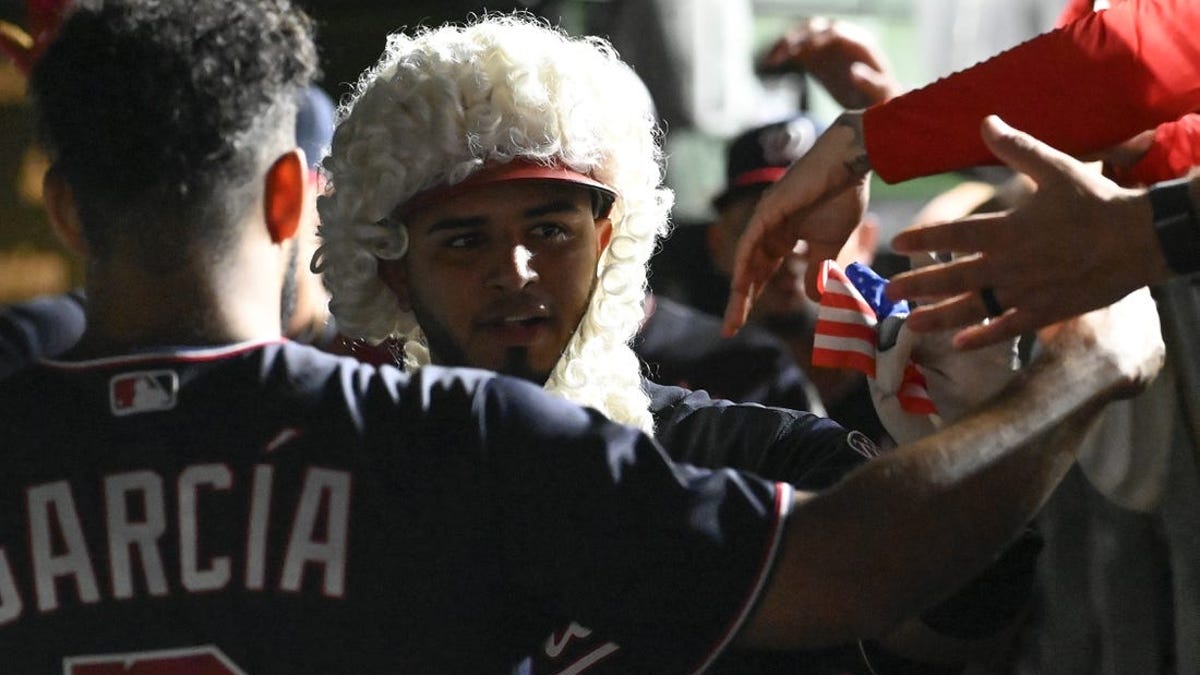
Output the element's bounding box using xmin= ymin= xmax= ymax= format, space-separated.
xmin=0 ymin=290 xmax=87 ymax=378
xmin=644 ymin=377 xmax=814 ymax=430
xmin=260 ymin=344 xmax=493 ymax=427
xmin=345 ymin=361 xmax=579 ymax=439
xmin=644 ymin=376 xmax=870 ymax=468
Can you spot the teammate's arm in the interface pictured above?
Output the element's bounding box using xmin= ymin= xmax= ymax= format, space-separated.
xmin=736 ymin=287 xmax=1164 ymax=649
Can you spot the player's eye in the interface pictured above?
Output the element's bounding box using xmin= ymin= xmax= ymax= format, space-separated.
xmin=441 ymin=231 xmax=484 ymax=249
xmin=531 ymin=222 xmax=572 ymax=242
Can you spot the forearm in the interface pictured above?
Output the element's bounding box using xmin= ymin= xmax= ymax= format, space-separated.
xmin=864 ymin=0 xmax=1200 ymax=182
xmin=743 ymin=333 xmax=1129 ymax=649
xmin=872 ymin=523 xmax=1041 ymax=666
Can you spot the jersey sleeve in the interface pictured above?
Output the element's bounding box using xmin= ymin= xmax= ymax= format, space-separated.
xmin=1108 ymin=114 xmax=1200 ymax=185
xmin=480 ymin=374 xmax=794 ymax=673
xmin=0 ymin=291 xmax=86 ymax=378
xmin=864 ymin=0 xmax=1200 ymax=183
xmin=649 ymin=383 xmax=877 ymax=491
xmin=1055 ymin=0 xmax=1099 ymax=27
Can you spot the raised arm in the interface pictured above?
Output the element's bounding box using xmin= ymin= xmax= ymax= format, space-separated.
xmin=724 ymin=0 xmax=1200 ymax=335
xmin=758 ymin=16 xmax=902 ymax=110
xmin=738 ymin=285 xmax=1164 ymax=648
xmin=722 ymin=110 xmax=871 ymax=335
xmin=865 ymin=0 xmax=1200 ymax=182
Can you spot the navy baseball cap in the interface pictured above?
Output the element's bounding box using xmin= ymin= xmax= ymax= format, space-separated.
xmin=713 ymin=113 xmax=822 ymax=209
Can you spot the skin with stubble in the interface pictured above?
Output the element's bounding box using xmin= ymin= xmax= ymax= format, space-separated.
xmin=378 ymin=181 xmax=612 ymax=384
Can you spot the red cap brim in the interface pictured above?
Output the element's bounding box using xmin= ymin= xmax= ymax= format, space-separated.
xmin=712 ymin=166 xmax=789 ymax=209
xmin=400 ymin=159 xmax=617 ymax=217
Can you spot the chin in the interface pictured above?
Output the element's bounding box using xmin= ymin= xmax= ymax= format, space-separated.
xmin=496 ymin=348 xmax=555 ymax=385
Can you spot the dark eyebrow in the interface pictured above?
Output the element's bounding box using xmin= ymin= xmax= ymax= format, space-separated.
xmin=426 ymin=216 xmax=487 ymax=234
xmin=524 ymin=200 xmax=585 ymax=219
xmin=425 ymin=199 xmax=584 ymax=233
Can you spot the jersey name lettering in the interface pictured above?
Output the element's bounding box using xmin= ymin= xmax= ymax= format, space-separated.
xmin=0 ymin=463 xmax=351 ymax=626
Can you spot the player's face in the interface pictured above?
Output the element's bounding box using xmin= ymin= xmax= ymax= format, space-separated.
xmin=380 ymin=181 xmax=612 ymax=383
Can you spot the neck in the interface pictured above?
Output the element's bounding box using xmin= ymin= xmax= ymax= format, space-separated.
xmin=72 ymin=255 xmax=283 ymax=358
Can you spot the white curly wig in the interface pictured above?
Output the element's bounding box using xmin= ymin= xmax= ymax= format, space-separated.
xmin=314 ymin=13 xmax=673 ymax=433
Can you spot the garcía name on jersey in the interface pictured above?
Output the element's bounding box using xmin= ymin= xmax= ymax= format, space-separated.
xmin=0 ymin=461 xmax=351 ymax=627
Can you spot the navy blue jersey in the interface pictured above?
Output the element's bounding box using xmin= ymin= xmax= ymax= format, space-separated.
xmin=526 ymin=383 xmax=1039 ymax=675
xmin=637 ymin=295 xmax=819 ymax=413
xmin=525 ymin=382 xmax=879 ymax=675
xmin=646 ymin=381 xmax=878 ymax=489
xmin=0 ymin=340 xmax=790 ymax=674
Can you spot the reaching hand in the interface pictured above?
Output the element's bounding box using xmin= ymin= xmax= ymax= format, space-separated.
xmin=886 ymin=115 xmax=1174 ymax=350
xmin=759 ymin=16 xmax=902 ymax=109
xmin=722 ymin=111 xmax=871 ymax=335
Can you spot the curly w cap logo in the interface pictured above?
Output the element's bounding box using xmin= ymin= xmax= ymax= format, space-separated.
xmin=109 ymin=370 xmax=179 ymax=416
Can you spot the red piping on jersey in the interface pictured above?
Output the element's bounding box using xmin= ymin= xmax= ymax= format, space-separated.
xmin=689 ymin=482 xmax=795 ymax=674
xmin=38 ymin=338 xmax=288 ymax=371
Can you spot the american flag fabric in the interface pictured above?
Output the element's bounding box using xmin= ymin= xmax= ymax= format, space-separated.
xmin=812 ymin=261 xmax=937 ymax=416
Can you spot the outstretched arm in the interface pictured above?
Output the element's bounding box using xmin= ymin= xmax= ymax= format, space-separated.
xmin=722 ymin=111 xmax=871 ymax=335
xmin=759 ymin=16 xmax=902 ymax=110
xmin=887 ymin=115 xmax=1182 ymax=350
xmin=738 ymin=286 xmax=1164 ymax=648
xmin=724 ymin=0 xmax=1200 ymax=335
xmin=864 ymin=0 xmax=1200 ymax=183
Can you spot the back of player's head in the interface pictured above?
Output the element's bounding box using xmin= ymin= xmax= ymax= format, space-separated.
xmin=316 ymin=13 xmax=673 ymax=431
xmin=29 ymin=0 xmax=318 ymax=272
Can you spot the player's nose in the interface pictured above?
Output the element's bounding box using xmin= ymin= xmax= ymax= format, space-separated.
xmin=486 ymin=244 xmax=539 ymax=290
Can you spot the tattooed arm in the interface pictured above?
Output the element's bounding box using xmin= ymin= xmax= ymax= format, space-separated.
xmin=723 ymin=111 xmax=872 ymax=335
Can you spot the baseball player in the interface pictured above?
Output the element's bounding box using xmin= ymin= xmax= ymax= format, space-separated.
xmin=0 ymin=81 xmax=340 ymax=375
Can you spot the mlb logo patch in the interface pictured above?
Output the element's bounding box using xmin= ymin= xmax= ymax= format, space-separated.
xmin=109 ymin=370 xmax=180 ymax=416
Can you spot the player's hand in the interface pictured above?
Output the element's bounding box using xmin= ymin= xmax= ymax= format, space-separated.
xmin=723 ymin=111 xmax=870 ymax=335
xmin=886 ymin=115 xmax=1174 ymax=350
xmin=758 ymin=16 xmax=901 ymax=110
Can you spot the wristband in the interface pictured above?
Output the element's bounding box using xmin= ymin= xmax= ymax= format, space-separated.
xmin=1148 ymin=177 xmax=1200 ymax=275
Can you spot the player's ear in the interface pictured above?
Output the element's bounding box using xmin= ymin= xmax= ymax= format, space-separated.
xmin=264 ymin=149 xmax=305 ymax=244
xmin=595 ymin=216 xmax=613 ymax=253
xmin=377 ymin=259 xmax=413 ymax=312
xmin=43 ymin=166 xmax=88 ymax=257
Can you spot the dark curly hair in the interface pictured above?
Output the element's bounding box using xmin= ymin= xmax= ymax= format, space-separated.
xmin=29 ymin=0 xmax=318 ymax=272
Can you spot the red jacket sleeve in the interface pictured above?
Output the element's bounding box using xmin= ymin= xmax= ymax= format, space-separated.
xmin=1109 ymin=114 xmax=1200 ymax=186
xmin=1056 ymin=0 xmax=1100 ymax=27
xmin=864 ymin=0 xmax=1200 ymax=183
